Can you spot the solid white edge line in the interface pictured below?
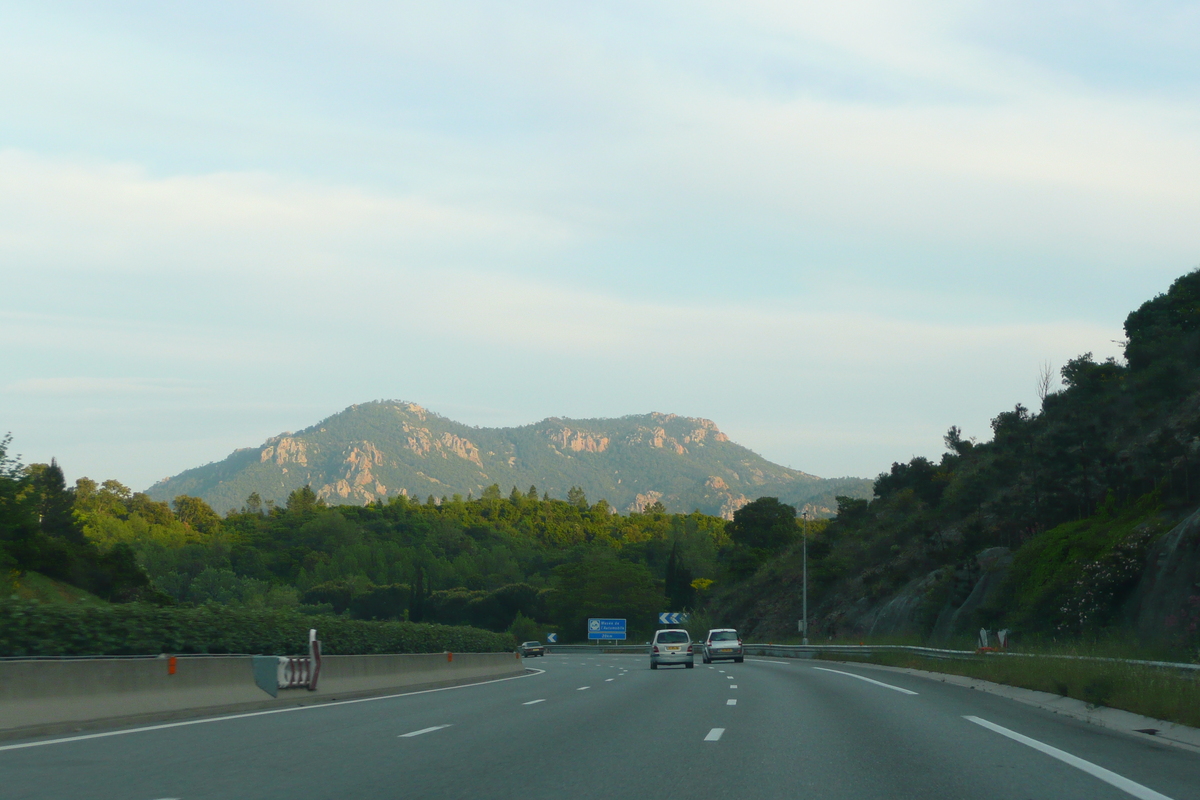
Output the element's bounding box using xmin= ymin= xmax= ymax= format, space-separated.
xmin=745 ymin=659 xmax=790 ymax=665
xmin=522 ymin=699 xmax=546 ymax=705
xmin=398 ymin=724 xmax=451 ymax=738
xmin=0 ymin=667 xmax=546 ymax=753
xmin=964 ymin=716 xmax=1175 ymax=800
xmin=812 ymin=666 xmax=918 ymax=695
xmin=704 ymin=728 xmax=725 ymax=741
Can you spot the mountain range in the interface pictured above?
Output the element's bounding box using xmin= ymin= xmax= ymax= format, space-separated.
xmin=146 ymin=401 xmax=872 ymax=518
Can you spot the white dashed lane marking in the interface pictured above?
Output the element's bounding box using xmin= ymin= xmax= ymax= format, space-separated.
xmin=727 ymin=699 xmax=737 ymax=705
xmin=522 ymin=699 xmax=545 ymax=705
xmin=965 ymin=717 xmax=1174 ymax=800
xmin=812 ymin=667 xmax=917 ymax=696
xmin=577 ymin=686 xmax=590 ymax=691
xmin=704 ymin=728 xmax=725 ymax=742
xmin=399 ymin=725 xmax=452 ymax=738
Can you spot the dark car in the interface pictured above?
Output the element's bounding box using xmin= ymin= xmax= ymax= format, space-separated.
xmin=519 ymin=641 xmax=546 ymax=657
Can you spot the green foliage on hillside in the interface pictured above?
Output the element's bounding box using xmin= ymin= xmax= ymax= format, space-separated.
xmin=0 ymin=438 xmax=165 ymax=604
xmin=0 ymin=600 xmax=513 ymax=656
xmin=1000 ymin=495 xmax=1171 ymax=636
xmin=49 ymin=466 xmax=747 ymax=642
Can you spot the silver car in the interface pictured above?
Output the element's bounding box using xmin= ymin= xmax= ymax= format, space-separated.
xmin=702 ymin=628 xmax=743 ymax=663
xmin=650 ymin=629 xmax=694 ymax=669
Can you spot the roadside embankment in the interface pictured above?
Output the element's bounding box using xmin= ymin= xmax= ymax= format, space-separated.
xmin=745 ymin=643 xmax=1200 ymax=728
xmin=0 ymin=651 xmax=525 ymax=740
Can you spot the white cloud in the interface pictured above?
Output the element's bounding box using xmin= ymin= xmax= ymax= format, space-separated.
xmin=0 ymin=149 xmax=575 ymax=276
xmin=5 ymin=377 xmax=198 ymax=396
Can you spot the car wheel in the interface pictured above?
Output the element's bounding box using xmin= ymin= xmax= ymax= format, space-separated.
xmin=734 ymin=657 xmax=743 ymax=663
xmin=702 ymin=657 xmax=711 ymax=664
xmin=686 ymin=661 xmax=694 ymax=669
xmin=650 ymin=662 xmax=658 ymax=670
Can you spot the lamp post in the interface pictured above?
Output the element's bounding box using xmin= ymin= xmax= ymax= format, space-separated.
xmin=801 ymin=509 xmax=809 ymax=646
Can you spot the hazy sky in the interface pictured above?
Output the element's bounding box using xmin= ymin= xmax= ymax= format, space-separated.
xmin=3 ymin=1 xmax=1198 ymax=492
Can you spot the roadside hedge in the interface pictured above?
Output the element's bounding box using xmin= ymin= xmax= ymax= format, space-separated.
xmin=0 ymin=601 xmax=516 ymax=657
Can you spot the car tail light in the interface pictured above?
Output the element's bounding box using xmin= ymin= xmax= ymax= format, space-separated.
xmin=687 ymin=645 xmax=693 ymax=653
xmin=652 ymin=645 xmax=659 ymax=653
xmin=737 ymin=639 xmax=743 ymax=646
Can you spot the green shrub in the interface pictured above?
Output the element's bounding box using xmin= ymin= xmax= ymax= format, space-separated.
xmin=0 ymin=600 xmax=514 ymax=656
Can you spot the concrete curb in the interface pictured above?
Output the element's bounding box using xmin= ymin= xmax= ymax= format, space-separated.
xmin=827 ymin=659 xmax=1200 ymax=753
xmin=0 ymin=652 xmax=524 ymax=742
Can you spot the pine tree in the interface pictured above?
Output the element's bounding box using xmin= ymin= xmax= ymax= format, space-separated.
xmin=34 ymin=459 xmax=84 ymax=544
xmin=409 ymin=565 xmax=426 ymax=622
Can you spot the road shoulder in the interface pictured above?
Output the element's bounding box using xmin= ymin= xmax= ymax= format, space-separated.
xmin=819 ymin=659 xmax=1200 ymax=754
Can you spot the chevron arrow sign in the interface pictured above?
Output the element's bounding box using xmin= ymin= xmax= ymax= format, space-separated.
xmin=658 ymin=612 xmax=689 ymax=625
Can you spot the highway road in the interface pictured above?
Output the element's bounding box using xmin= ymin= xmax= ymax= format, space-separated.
xmin=2 ymin=654 xmax=1198 ymax=799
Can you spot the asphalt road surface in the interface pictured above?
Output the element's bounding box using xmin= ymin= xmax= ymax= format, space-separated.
xmin=3 ymin=655 xmax=1198 ymax=799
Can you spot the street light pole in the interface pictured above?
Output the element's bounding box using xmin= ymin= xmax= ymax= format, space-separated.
xmin=802 ymin=509 xmax=809 ymax=646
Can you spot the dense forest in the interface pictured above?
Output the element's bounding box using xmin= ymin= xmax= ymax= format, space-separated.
xmin=716 ymin=269 xmax=1200 ymax=654
xmin=2 ymin=447 xmax=761 ymax=642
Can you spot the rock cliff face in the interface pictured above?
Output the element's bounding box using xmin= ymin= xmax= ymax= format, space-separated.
xmin=146 ymin=400 xmax=872 ymax=517
xmin=1127 ymin=508 xmax=1200 ymax=641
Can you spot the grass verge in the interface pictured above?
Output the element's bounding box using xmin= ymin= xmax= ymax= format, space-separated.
xmin=822 ymin=649 xmax=1200 ymax=728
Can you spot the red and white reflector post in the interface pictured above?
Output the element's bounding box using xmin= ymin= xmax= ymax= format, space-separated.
xmin=276 ymin=628 xmax=322 ymax=691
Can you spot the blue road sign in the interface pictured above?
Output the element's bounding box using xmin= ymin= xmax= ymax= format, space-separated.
xmin=587 ymin=618 xmax=627 ymax=641
xmin=658 ymin=612 xmax=689 ymax=625
xmin=546 ymin=633 xmax=558 ymax=643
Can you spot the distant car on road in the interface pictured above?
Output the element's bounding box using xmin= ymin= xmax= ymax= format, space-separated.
xmin=702 ymin=629 xmax=743 ymax=663
xmin=650 ymin=629 xmax=694 ymax=669
xmin=519 ymin=641 xmax=546 ymax=657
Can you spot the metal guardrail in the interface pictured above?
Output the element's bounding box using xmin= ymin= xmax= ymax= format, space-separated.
xmin=535 ymin=642 xmax=1200 ymax=676
xmin=742 ymin=643 xmax=1200 ymax=673
xmin=545 ymin=644 xmax=649 ymax=654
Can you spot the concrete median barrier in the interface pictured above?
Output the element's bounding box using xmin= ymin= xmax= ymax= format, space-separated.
xmin=0 ymin=651 xmax=524 ymax=740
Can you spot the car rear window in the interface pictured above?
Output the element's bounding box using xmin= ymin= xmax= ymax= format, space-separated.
xmin=710 ymin=631 xmax=738 ymax=641
xmin=656 ymin=631 xmax=689 ymax=644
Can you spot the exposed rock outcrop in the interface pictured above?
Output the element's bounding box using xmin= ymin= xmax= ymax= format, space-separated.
xmin=1128 ymin=508 xmax=1200 ymax=641
xmin=628 ymin=491 xmax=664 ymax=513
xmin=260 ymin=435 xmax=308 ymax=466
xmin=147 ymin=400 xmax=870 ymax=516
xmin=546 ymin=427 xmax=609 ymax=453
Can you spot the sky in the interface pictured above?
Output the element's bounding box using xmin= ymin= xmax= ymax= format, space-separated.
xmin=2 ymin=1 xmax=1198 ymax=492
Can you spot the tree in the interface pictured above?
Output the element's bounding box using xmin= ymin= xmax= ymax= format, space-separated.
xmin=527 ymin=485 xmax=539 ymax=501
xmin=725 ymin=497 xmax=797 ymax=551
xmin=664 ymin=541 xmax=695 ymax=610
xmin=567 ymin=486 xmax=588 ymax=509
xmin=172 ymin=495 xmax=222 ymax=536
xmin=409 ymin=565 xmax=427 ymax=622
xmin=285 ymin=485 xmax=320 ymax=514
xmin=0 ymin=434 xmax=35 ymax=544
xmin=944 ymin=426 xmax=973 ymax=456
xmin=34 ymin=459 xmax=84 ymax=544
